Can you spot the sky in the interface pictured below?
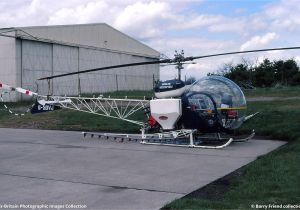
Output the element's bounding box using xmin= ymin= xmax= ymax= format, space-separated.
xmin=1 ymin=0 xmax=300 ymax=79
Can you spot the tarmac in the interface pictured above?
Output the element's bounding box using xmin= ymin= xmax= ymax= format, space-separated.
xmin=0 ymin=128 xmax=285 ymax=210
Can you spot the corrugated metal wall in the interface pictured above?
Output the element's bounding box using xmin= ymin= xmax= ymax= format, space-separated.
xmin=20 ymin=40 xmax=159 ymax=96
xmin=18 ymin=24 xmax=158 ymax=58
xmin=0 ymin=36 xmax=18 ymax=101
xmin=0 ymin=36 xmax=17 ymax=86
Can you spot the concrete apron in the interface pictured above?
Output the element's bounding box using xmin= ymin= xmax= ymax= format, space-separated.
xmin=0 ymin=128 xmax=285 ymax=210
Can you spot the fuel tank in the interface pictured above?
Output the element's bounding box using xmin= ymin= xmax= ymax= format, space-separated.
xmin=154 ymin=79 xmax=186 ymax=98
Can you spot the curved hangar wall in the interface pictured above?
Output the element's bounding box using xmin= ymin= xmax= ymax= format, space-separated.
xmin=0 ymin=24 xmax=160 ymax=100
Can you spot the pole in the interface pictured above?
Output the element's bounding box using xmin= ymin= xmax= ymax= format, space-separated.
xmin=78 ymin=77 xmax=81 ymax=95
xmin=116 ymin=74 xmax=118 ymax=91
xmin=152 ymin=74 xmax=155 ymax=88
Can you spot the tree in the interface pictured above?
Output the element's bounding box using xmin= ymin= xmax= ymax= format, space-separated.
xmin=224 ymin=63 xmax=249 ymax=84
xmin=273 ymin=59 xmax=299 ymax=85
xmin=210 ymin=58 xmax=300 ymax=87
xmin=291 ymin=72 xmax=300 ymax=85
xmin=253 ymin=59 xmax=275 ymax=87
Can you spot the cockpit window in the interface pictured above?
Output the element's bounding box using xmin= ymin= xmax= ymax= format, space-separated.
xmin=185 ymin=76 xmax=247 ymax=129
xmin=188 ymin=95 xmax=214 ymax=111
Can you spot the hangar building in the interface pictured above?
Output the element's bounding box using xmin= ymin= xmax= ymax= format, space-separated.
xmin=0 ymin=23 xmax=160 ymax=99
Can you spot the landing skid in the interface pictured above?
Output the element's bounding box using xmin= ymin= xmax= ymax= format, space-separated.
xmin=233 ymin=130 xmax=255 ymax=142
xmin=195 ymin=130 xmax=255 ymax=143
xmin=82 ymin=129 xmax=236 ymax=149
xmin=140 ymin=137 xmax=233 ymax=149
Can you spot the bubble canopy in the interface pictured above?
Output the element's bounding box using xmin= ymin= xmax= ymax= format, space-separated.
xmin=182 ymin=76 xmax=247 ymax=130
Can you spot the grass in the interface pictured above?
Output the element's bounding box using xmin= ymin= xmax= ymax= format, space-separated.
xmin=57 ymin=109 xmax=145 ymax=132
xmin=0 ymin=90 xmax=152 ymax=132
xmin=244 ymin=86 xmax=300 ymax=97
xmin=164 ymin=99 xmax=300 ymax=209
xmin=239 ymin=100 xmax=300 ymax=139
xmin=0 ymin=108 xmax=145 ymax=133
xmin=167 ymin=141 xmax=300 ymax=209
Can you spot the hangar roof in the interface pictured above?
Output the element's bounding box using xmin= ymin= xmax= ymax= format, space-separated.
xmin=0 ymin=23 xmax=160 ymax=58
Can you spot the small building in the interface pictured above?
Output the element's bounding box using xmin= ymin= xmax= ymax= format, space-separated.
xmin=0 ymin=23 xmax=160 ymax=100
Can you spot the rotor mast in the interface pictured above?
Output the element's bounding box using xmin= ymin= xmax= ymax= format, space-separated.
xmin=174 ymin=50 xmax=185 ymax=80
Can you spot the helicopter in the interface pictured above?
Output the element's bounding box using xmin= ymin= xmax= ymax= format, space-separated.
xmin=1 ymin=46 xmax=300 ymax=148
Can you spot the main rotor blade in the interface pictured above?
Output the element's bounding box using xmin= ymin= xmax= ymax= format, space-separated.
xmin=38 ymin=46 xmax=300 ymax=80
xmin=38 ymin=59 xmax=171 ymax=80
xmin=188 ymin=46 xmax=300 ymax=60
